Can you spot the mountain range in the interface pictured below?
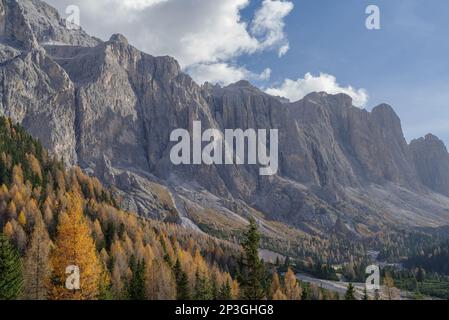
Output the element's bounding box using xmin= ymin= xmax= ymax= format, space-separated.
xmin=1 ymin=0 xmax=449 ymax=257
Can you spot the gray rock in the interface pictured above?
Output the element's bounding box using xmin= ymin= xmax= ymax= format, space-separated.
xmin=410 ymin=134 xmax=449 ymax=196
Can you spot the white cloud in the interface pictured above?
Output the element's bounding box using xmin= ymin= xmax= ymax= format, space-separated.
xmin=46 ymin=0 xmax=293 ymax=84
xmin=278 ymin=44 xmax=290 ymax=57
xmin=251 ymin=0 xmax=294 ymax=56
xmin=115 ymin=0 xmax=168 ymax=10
xmin=266 ymin=73 xmax=369 ymax=107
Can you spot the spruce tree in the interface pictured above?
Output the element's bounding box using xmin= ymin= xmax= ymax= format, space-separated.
xmin=238 ymin=217 xmax=265 ymax=300
xmin=301 ymin=283 xmax=311 ymax=300
xmin=345 ymin=283 xmax=356 ymax=300
xmin=194 ymin=271 xmax=212 ymax=300
xmin=362 ymin=288 xmax=369 ymax=300
xmin=0 ymin=233 xmax=23 ymax=300
xmin=127 ymin=255 xmax=146 ymax=300
xmin=210 ymin=273 xmax=219 ymax=300
xmin=174 ymin=259 xmax=190 ymax=300
xmin=374 ymin=289 xmax=381 ymax=300
xmin=219 ymin=280 xmax=232 ymax=300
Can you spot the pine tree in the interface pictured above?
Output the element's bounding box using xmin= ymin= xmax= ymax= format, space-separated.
xmin=49 ymin=192 xmax=101 ymax=300
xmin=238 ymin=218 xmax=265 ymax=300
xmin=345 ymin=283 xmax=356 ymax=300
xmin=23 ymin=213 xmax=51 ymax=300
xmin=0 ymin=233 xmax=23 ymax=299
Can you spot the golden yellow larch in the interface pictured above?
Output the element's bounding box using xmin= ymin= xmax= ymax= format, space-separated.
xmin=49 ymin=192 xmax=102 ymax=300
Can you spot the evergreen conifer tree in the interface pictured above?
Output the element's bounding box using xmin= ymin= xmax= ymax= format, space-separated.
xmin=0 ymin=233 xmax=23 ymax=299
xmin=345 ymin=283 xmax=356 ymax=300
xmin=237 ymin=218 xmax=265 ymax=300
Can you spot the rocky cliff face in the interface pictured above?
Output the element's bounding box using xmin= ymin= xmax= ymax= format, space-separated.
xmin=410 ymin=134 xmax=449 ymax=197
xmin=1 ymin=0 xmax=449 ymax=238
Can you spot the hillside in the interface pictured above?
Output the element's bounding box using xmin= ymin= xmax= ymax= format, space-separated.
xmin=0 ymin=117 xmax=240 ymax=299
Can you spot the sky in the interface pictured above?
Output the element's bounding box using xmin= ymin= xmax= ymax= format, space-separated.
xmin=46 ymin=0 xmax=449 ymax=146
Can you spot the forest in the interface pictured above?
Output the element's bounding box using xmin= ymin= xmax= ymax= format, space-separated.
xmin=1 ymin=116 xmax=447 ymax=301
xmin=0 ymin=117 xmax=310 ymax=300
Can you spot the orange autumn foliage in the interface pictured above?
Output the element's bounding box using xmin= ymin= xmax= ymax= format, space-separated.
xmin=49 ymin=192 xmax=101 ymax=300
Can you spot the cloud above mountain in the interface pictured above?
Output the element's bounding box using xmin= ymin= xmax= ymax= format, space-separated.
xmin=45 ymin=0 xmax=368 ymax=104
xmin=46 ymin=0 xmax=292 ymax=85
xmin=266 ymin=73 xmax=369 ymax=107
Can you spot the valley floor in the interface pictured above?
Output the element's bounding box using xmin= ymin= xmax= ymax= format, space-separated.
xmin=295 ymin=272 xmax=437 ymax=300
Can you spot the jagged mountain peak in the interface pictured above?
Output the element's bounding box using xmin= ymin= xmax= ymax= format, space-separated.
xmin=1 ymin=0 xmax=99 ymax=49
xmin=372 ymin=103 xmax=398 ymax=117
xmin=227 ymin=80 xmax=253 ymax=88
xmin=109 ymin=33 xmax=129 ymax=45
xmin=301 ymin=91 xmax=354 ymax=109
xmin=222 ymin=79 xmax=265 ymax=95
xmin=410 ymin=133 xmax=449 ymax=196
xmin=417 ymin=133 xmax=447 ymax=147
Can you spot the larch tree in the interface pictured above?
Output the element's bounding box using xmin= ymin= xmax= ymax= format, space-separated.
xmin=98 ymin=262 xmax=113 ymax=300
xmin=284 ymin=268 xmax=302 ymax=300
xmin=270 ymin=272 xmax=282 ymax=299
xmin=49 ymin=192 xmax=101 ymax=300
xmin=18 ymin=211 xmax=27 ymax=228
xmin=0 ymin=233 xmax=23 ymax=300
xmin=272 ymin=289 xmax=287 ymax=300
xmin=23 ymin=213 xmax=51 ymax=300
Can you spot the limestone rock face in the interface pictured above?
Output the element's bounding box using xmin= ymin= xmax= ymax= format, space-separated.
xmin=2 ymin=0 xmax=449 ymax=235
xmin=5 ymin=0 xmax=100 ymax=47
xmin=0 ymin=45 xmax=77 ymax=164
xmin=410 ymin=134 xmax=449 ymax=197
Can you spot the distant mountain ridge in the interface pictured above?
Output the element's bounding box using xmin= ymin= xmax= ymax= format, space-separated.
xmin=1 ymin=0 xmax=449 ymax=246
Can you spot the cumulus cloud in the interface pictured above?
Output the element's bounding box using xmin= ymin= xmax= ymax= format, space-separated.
xmin=251 ymin=0 xmax=294 ymax=57
xmin=266 ymin=73 xmax=369 ymax=107
xmin=46 ymin=0 xmax=293 ymax=84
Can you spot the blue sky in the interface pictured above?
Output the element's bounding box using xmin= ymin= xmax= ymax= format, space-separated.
xmin=241 ymin=0 xmax=449 ymax=145
xmin=47 ymin=0 xmax=449 ymax=146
